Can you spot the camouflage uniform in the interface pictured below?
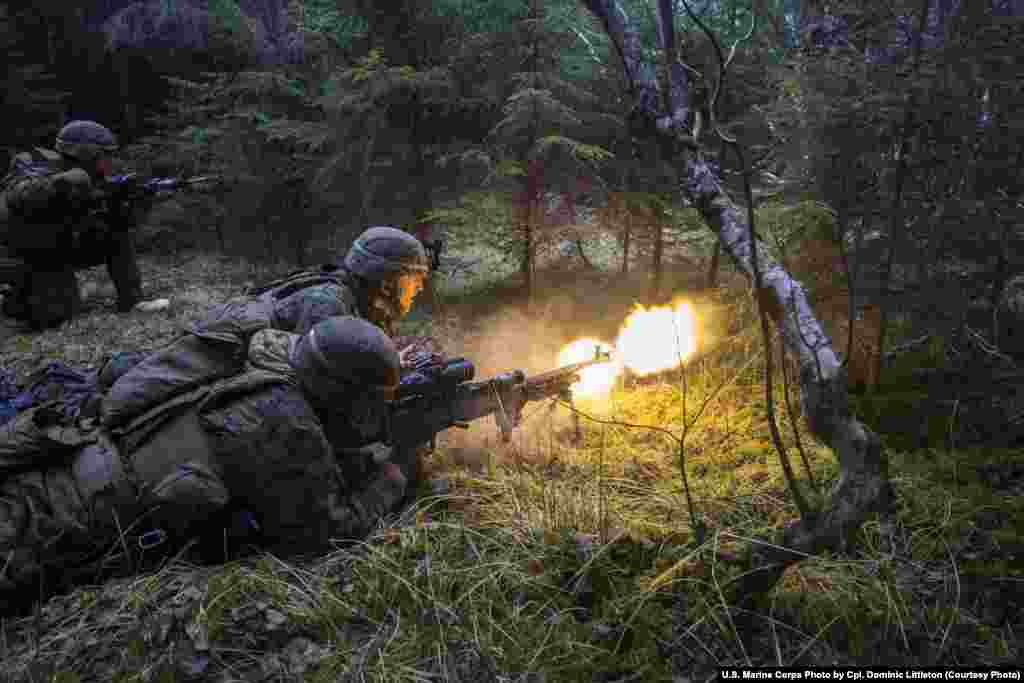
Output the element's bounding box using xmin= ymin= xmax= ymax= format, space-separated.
xmin=250 ymin=265 xmax=364 ymax=336
xmin=0 ymin=318 xmax=407 ymax=610
xmin=246 ymin=229 xmax=438 ymax=493
xmin=0 ymin=121 xmax=144 ymax=328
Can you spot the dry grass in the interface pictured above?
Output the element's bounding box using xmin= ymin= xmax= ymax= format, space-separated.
xmin=1 ymin=249 xmax=1021 ymax=682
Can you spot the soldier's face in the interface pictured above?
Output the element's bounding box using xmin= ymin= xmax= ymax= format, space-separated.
xmin=94 ymin=157 xmax=114 ymax=178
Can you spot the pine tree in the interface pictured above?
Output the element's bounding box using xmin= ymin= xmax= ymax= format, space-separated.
xmin=434 ymin=0 xmax=612 ymax=303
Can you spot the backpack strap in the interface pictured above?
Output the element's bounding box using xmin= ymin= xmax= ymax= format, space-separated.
xmin=247 ymin=264 xmax=344 ymax=298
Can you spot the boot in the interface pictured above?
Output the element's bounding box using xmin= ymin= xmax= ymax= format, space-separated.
xmin=118 ymin=294 xmax=171 ymax=314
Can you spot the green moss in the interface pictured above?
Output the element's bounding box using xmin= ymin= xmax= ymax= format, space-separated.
xmin=991 ymin=524 xmax=1024 ymax=549
xmin=10 ymin=335 xmax=33 ymax=353
xmin=961 ymin=558 xmax=1022 ymax=579
xmin=852 ymin=390 xmax=948 ymax=450
xmin=877 ymin=335 xmax=948 ymax=391
xmin=126 ymin=636 xmax=147 ymax=659
xmin=769 ymin=587 xmax=879 ymax=658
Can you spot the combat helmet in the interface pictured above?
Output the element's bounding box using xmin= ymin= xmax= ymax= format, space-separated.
xmin=290 ymin=316 xmax=400 ymax=401
xmin=343 ymin=226 xmax=429 ymax=283
xmin=54 ymin=120 xmax=118 ymax=162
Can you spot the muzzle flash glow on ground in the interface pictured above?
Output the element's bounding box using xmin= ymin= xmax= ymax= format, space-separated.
xmin=557 ymin=301 xmax=698 ymax=397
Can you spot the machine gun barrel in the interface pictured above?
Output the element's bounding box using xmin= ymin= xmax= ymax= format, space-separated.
xmin=521 ymin=347 xmax=613 ymax=401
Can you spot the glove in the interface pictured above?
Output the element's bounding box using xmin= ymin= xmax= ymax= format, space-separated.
xmin=395 ymin=335 xmax=445 ymax=369
xmin=405 ymin=350 xmax=444 ymax=370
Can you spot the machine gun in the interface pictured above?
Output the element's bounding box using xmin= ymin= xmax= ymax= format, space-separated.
xmin=389 ymin=347 xmax=612 ymax=451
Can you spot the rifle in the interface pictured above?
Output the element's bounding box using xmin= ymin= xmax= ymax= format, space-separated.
xmin=389 ymin=347 xmax=613 ymax=451
xmin=98 ymin=173 xmax=223 ymax=203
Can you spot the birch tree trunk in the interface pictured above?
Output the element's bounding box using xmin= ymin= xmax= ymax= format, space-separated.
xmin=580 ymin=0 xmax=893 ymax=602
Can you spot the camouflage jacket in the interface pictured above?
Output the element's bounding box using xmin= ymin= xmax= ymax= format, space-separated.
xmin=0 ymin=329 xmax=406 ymax=596
xmin=1 ymin=148 xmax=68 ymax=219
xmin=248 ymin=265 xmax=370 ymax=335
xmin=0 ymin=148 xmax=137 ymax=255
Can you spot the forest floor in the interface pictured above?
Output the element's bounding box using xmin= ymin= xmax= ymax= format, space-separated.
xmin=0 ymin=248 xmax=1021 ymax=682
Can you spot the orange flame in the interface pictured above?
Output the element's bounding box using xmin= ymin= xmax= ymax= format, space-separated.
xmin=616 ymin=300 xmax=697 ymax=376
xmin=556 ymin=300 xmax=699 ymax=399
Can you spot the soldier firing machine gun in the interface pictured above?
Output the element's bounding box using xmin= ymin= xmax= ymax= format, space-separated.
xmin=389 ymin=346 xmax=613 ymax=451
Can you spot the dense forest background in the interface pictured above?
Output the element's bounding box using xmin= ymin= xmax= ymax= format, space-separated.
xmin=1 ymin=0 xmax=1023 ymax=676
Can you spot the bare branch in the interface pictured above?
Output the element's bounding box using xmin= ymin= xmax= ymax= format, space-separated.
xmin=679 ymin=0 xmax=755 ymax=144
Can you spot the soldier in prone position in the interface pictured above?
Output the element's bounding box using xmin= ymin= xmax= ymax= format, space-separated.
xmin=0 ymin=316 xmax=411 ymax=614
xmin=0 ymin=120 xmax=156 ymax=328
